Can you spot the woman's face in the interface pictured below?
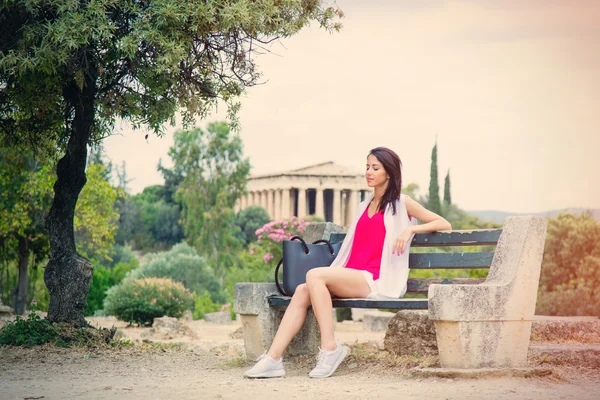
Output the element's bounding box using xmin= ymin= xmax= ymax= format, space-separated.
xmin=366 ymin=154 xmax=389 ymax=189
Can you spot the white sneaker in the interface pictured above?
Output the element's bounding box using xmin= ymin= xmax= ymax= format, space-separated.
xmin=308 ymin=344 xmax=348 ymax=378
xmin=244 ymin=351 xmax=285 ymax=378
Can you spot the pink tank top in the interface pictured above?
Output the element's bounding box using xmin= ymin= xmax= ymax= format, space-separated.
xmin=344 ymin=207 xmax=386 ymax=280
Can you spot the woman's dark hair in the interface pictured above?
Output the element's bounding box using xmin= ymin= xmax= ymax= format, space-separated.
xmin=368 ymin=146 xmax=402 ymax=215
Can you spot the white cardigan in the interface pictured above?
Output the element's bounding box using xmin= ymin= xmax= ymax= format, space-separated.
xmin=330 ymin=193 xmax=417 ymax=298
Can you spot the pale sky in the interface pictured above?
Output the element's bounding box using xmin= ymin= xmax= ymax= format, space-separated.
xmin=103 ymin=0 xmax=600 ymax=214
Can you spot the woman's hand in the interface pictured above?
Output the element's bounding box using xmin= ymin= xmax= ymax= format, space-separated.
xmin=393 ymin=227 xmax=414 ymax=255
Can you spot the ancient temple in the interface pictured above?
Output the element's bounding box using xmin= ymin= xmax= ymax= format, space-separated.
xmin=236 ymin=161 xmax=369 ymax=227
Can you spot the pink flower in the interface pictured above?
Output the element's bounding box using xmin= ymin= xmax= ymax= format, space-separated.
xmin=263 ymin=253 xmax=274 ymax=262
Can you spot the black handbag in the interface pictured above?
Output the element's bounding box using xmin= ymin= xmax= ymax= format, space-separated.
xmin=274 ymin=236 xmax=342 ymax=296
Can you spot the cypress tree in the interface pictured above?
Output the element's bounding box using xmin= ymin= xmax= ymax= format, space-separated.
xmin=444 ymin=169 xmax=452 ymax=205
xmin=428 ymin=142 xmax=442 ymax=215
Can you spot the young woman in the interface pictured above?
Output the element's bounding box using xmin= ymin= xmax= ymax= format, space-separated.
xmin=244 ymin=147 xmax=451 ymax=379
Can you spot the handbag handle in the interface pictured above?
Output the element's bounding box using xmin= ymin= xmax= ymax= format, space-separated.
xmin=275 ymin=236 xmax=307 ymax=296
xmin=274 ymin=258 xmax=289 ymax=296
xmin=311 ymin=239 xmax=335 ymax=255
xmin=289 ymin=236 xmax=309 ymax=254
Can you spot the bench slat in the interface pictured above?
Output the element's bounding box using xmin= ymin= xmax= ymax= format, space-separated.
xmin=330 ymin=229 xmax=502 ymax=247
xmin=407 ymin=278 xmax=486 ymax=293
xmin=268 ymin=295 xmax=428 ymax=310
xmin=409 ymin=252 xmax=494 ymax=269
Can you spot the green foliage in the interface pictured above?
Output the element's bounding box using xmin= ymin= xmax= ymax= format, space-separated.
xmin=0 ymin=151 xmax=54 ymax=259
xmin=536 ymin=280 xmax=600 ymax=317
xmin=0 ymin=313 xmax=57 ymax=347
xmin=1 ymin=0 xmax=343 ymax=150
xmin=104 ymin=277 xmax=195 ymax=326
xmin=402 ymin=183 xmax=421 ymax=201
xmin=85 ymin=256 xmax=139 ymax=316
xmin=127 ymin=242 xmax=225 ymax=303
xmin=235 ymin=206 xmax=270 ymax=245
xmin=171 ymin=123 xmax=250 ymax=279
xmin=0 ymin=312 xmax=123 ymax=348
xmin=441 ymin=203 xmax=500 ymax=230
xmin=536 ymin=212 xmax=600 ymax=316
xmin=193 ymin=292 xmax=221 ymax=320
xmin=443 ymin=170 xmax=451 ymax=205
xmin=336 ymin=308 xmax=352 ymax=322
xmin=118 ymin=186 xmax=184 ymax=252
xmin=75 ymin=164 xmax=120 ymax=261
xmin=223 ymin=246 xmax=273 ymax=298
xmin=427 ymin=142 xmax=442 ymax=215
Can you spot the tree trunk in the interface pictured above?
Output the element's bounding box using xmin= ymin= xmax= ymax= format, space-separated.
xmin=15 ymin=236 xmax=29 ymax=315
xmin=44 ymin=55 xmax=97 ymax=327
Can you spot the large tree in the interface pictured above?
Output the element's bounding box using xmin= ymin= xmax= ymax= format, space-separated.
xmin=166 ymin=122 xmax=250 ymax=281
xmin=0 ymin=0 xmax=341 ymax=325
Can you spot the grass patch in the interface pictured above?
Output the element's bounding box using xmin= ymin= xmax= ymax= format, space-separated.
xmin=0 ymin=313 xmax=117 ymax=348
xmin=215 ymin=355 xmax=252 ymax=369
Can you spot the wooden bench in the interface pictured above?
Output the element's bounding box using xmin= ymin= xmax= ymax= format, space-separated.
xmin=235 ymin=216 xmax=547 ymax=367
xmin=267 ymin=229 xmax=502 ymax=310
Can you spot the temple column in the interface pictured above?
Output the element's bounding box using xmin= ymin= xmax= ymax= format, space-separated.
xmin=315 ymin=188 xmax=325 ymax=220
xmin=346 ymin=190 xmax=359 ymax=226
xmin=333 ymin=189 xmax=342 ymax=225
xmin=282 ymin=189 xmax=291 ymax=219
xmin=274 ymin=189 xmax=282 ymax=220
xmin=261 ymin=190 xmax=268 ymax=211
xmin=297 ymin=188 xmax=307 ymax=219
xmin=266 ymin=189 xmax=273 ymax=219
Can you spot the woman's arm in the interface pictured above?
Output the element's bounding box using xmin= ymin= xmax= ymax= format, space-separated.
xmin=405 ymin=196 xmax=452 ymax=233
xmin=393 ymin=196 xmax=452 ymax=255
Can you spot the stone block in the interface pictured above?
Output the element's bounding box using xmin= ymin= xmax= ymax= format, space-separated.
xmin=0 ymin=305 xmax=14 ymax=314
xmin=302 ymin=222 xmax=344 ymax=243
xmin=204 ymin=311 xmax=232 ymax=324
xmin=428 ymin=216 xmax=548 ymax=368
xmin=141 ymin=316 xmax=195 ymax=340
xmin=351 ymin=308 xmax=368 ymax=322
xmin=434 ymin=320 xmax=532 ymax=368
xmin=384 ymin=310 xmax=438 ymax=356
xmin=363 ymin=310 xmax=395 ymax=332
xmin=235 ymin=282 xmax=328 ymax=359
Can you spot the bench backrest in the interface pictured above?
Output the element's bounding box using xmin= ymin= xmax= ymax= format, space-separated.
xmin=329 ymin=229 xmax=502 ymax=295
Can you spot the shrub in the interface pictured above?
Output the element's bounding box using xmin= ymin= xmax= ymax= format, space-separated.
xmin=536 ymin=280 xmax=600 ymax=317
xmin=127 ymin=242 xmax=225 ymax=303
xmin=235 ymin=206 xmax=270 ymax=245
xmin=0 ymin=313 xmax=58 ymax=347
xmin=0 ymin=313 xmax=116 ymax=348
xmin=193 ymin=292 xmax=221 ymax=320
xmin=85 ymin=258 xmax=139 ymax=316
xmin=253 ymin=217 xmax=310 ymax=265
xmin=104 ymin=277 xmax=194 ymax=326
xmin=536 ymin=212 xmax=600 ymax=316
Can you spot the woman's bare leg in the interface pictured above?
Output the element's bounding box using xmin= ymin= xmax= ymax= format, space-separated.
xmin=305 ymin=267 xmax=371 ymax=351
xmin=267 ymin=283 xmax=311 ymax=359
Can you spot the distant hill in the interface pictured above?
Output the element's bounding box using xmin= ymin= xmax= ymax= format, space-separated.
xmin=466 ymin=208 xmax=600 ymax=225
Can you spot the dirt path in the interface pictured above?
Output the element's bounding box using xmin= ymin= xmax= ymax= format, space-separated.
xmin=1 ymin=317 xmax=599 ymax=400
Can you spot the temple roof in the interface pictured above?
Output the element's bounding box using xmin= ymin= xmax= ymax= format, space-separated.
xmin=250 ymin=161 xmax=362 ymax=179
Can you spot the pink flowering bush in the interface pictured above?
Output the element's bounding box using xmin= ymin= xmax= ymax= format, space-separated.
xmin=253 ymin=216 xmax=310 ymax=264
